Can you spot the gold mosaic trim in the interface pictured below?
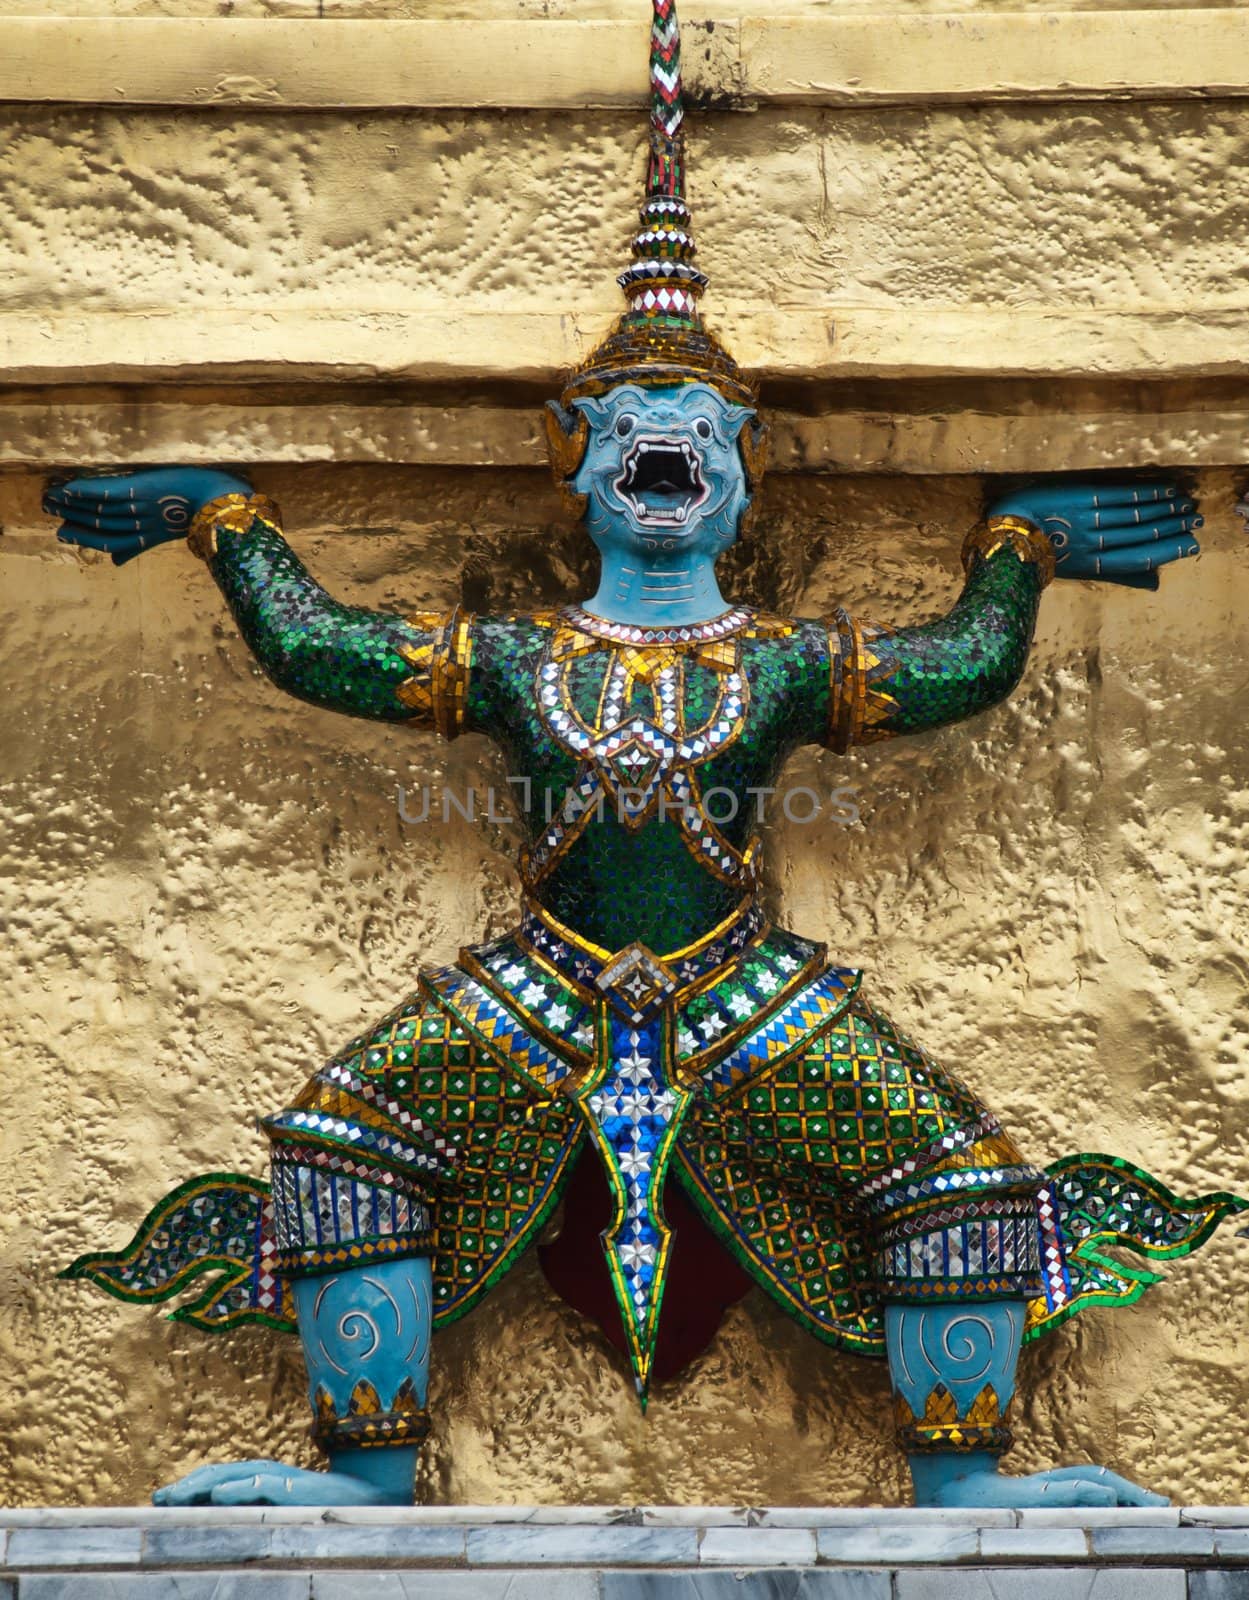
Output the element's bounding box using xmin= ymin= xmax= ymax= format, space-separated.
xmin=559 ymin=321 xmax=758 ymax=411
xmin=678 ymin=940 xmax=831 ymax=1083
xmin=396 ymin=608 xmax=476 ymax=738
xmin=457 ymin=945 xmax=594 ymax=1072
xmin=543 ymin=400 xmax=590 ymax=513
xmin=962 ymin=515 xmax=1057 ymax=589
xmin=311 ymin=1378 xmax=431 ymax=1452
xmin=828 ymin=612 xmax=899 ymax=752
xmin=186 ymin=492 xmax=283 ymax=561
xmin=515 ymin=882 xmax=766 ymax=1002
xmin=894 ymin=1383 xmax=1013 ymax=1455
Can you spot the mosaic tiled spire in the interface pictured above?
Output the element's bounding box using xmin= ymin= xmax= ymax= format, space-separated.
xmin=560 ymin=0 xmax=755 ymax=408
xmin=615 ymin=0 xmax=707 ymax=333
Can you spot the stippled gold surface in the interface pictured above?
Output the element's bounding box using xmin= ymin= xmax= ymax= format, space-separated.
xmin=0 ymin=1 xmax=1233 ymax=19
xmin=2 ymin=463 xmax=1247 ymax=1506
xmin=4 ymin=105 xmax=1248 ymax=316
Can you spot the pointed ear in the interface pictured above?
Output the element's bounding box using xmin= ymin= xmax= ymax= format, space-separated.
xmin=543 ymin=400 xmax=590 ymax=518
xmin=736 ymin=415 xmax=770 ymax=495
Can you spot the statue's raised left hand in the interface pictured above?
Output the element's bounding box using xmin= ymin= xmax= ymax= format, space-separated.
xmin=44 ymin=467 xmax=252 ymax=567
xmin=989 ymin=479 xmax=1200 ymax=590
xmin=153 ymin=1457 xmax=408 ymax=1507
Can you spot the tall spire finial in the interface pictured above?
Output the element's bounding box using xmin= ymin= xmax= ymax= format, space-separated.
xmin=616 ymin=0 xmax=706 ymax=334
xmin=649 ymin=0 xmax=684 ymax=143
xmin=557 ymin=0 xmax=754 ymax=410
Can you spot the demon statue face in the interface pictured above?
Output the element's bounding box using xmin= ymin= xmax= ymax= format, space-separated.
xmin=569 ymin=383 xmax=755 ymax=562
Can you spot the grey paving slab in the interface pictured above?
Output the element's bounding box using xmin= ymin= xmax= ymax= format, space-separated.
xmin=201 ymin=1586 xmax=312 ymax=1600
xmin=640 ymin=1508 xmax=749 ymax=1527
xmin=141 ymin=1524 xmax=467 ymax=1566
xmin=12 ymin=1504 xmax=1249 ymax=1600
xmin=313 ymin=1574 xmax=599 ymax=1599
xmin=0 ymin=1506 xmax=615 ymax=1529
xmin=466 ymin=1525 xmax=698 ymax=1566
xmin=0 ymin=1509 xmax=320 ymax=1527
xmin=1017 ymin=1509 xmax=1181 ymax=1528
xmin=979 ymin=1527 xmax=1089 ymax=1559
xmin=602 ymin=1575 xmax=890 ymax=1599
xmin=895 ymin=1569 xmax=1187 ymax=1600
xmin=1090 ymin=1527 xmax=1215 ymax=1558
xmin=758 ymin=1509 xmax=1017 ymax=1528
xmin=303 ymin=1506 xmax=582 ymax=1526
xmin=18 ymin=1579 xmax=312 ymax=1600
xmin=698 ymin=1528 xmax=817 ymax=1566
xmin=817 ymin=1524 xmax=979 ymax=1565
xmin=1212 ymin=1532 xmax=1249 ymax=1559
xmin=499 ymin=1509 xmax=629 ymax=1525
xmin=141 ymin=1526 xmax=274 ymax=1565
xmin=319 ymin=1506 xmax=710 ymax=1526
xmin=1191 ymin=1575 xmax=1249 ymax=1599
xmin=320 ymin=1507 xmax=557 ymax=1526
xmin=5 ymin=1527 xmax=143 ymax=1568
xmin=270 ymin=1526 xmax=467 ymax=1562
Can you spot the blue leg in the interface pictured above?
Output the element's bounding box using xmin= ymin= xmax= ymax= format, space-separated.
xmin=887 ymin=1300 xmax=1169 ymax=1508
xmin=154 ymin=1255 xmax=432 ymax=1506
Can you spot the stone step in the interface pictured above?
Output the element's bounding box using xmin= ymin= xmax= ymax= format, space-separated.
xmin=2 ymin=1508 xmax=1249 ymax=1598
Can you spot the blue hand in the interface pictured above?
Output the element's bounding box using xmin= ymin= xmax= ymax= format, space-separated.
xmin=988 ymin=479 xmax=1201 ymax=590
xmin=44 ymin=467 xmax=252 ymax=567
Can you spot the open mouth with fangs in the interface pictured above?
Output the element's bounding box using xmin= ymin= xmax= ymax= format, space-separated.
xmin=614 ymin=435 xmax=711 ymax=528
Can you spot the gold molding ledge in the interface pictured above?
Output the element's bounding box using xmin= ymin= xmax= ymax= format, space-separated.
xmin=2 ymin=13 xmax=1249 ymax=109
xmin=6 ymin=398 xmax=1248 ymax=476
xmin=3 ymin=308 xmax=1249 ymax=385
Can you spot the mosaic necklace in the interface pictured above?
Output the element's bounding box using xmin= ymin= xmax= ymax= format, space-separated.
xmin=525 ymin=616 xmax=755 ymax=887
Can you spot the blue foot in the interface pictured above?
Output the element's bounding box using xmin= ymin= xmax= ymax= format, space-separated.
xmin=152 ymin=1457 xmax=411 ymax=1507
xmin=910 ymin=1452 xmax=1170 ymax=1509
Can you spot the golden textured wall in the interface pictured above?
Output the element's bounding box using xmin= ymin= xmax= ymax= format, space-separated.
xmin=2 ymin=1 xmax=1249 ymax=1509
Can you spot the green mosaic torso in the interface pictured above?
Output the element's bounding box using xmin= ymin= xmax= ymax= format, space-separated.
xmin=464 ymin=613 xmax=830 ymax=951
xmin=207 ymin=512 xmax=1045 ymax=957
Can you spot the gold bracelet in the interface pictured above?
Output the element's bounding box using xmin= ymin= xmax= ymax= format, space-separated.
xmin=961 ymin=514 xmax=1056 ymax=589
xmin=186 ymin=492 xmax=283 ymax=561
xmin=396 ymin=607 xmax=476 ymax=739
xmin=894 ymin=1385 xmax=1014 ymax=1457
xmin=311 ymin=1378 xmax=431 ymax=1452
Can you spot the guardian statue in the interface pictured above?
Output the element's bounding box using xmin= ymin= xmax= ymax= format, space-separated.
xmin=56 ymin=0 xmax=1241 ymax=1509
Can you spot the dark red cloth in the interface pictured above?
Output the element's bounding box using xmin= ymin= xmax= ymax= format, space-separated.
xmin=539 ymin=1146 xmax=754 ymax=1387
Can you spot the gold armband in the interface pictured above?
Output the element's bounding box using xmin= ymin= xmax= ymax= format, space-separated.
xmin=311 ymin=1378 xmax=432 ymax=1453
xmin=186 ymin=492 xmax=283 ymax=561
xmin=894 ymin=1385 xmax=1014 ymax=1457
xmin=396 ymin=607 xmax=475 ymax=739
xmin=961 ymin=515 xmax=1056 ymax=589
xmin=827 ymin=609 xmax=899 ymax=753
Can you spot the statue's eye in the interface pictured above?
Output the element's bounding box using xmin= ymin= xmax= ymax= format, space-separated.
xmin=694 ymin=418 xmax=713 ymax=441
xmin=615 ymin=414 xmax=637 ymax=439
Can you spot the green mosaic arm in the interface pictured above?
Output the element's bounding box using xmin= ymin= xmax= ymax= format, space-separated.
xmin=190 ymin=493 xmax=473 ymax=733
xmin=830 ymin=517 xmax=1053 ymax=748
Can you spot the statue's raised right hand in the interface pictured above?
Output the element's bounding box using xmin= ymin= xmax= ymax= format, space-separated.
xmin=44 ymin=467 xmax=253 ymax=567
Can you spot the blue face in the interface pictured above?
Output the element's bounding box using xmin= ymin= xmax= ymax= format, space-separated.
xmin=571 ymin=383 xmax=755 ymax=561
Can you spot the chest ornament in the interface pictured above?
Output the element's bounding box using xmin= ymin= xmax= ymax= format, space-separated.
xmin=526 ymin=614 xmax=755 ymax=886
